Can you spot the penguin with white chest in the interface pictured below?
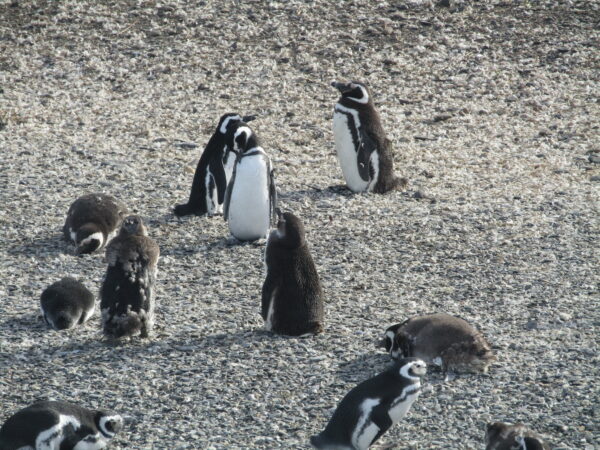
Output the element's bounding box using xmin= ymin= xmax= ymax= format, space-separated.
xmin=174 ymin=113 xmax=255 ymax=216
xmin=262 ymin=210 xmax=324 ymax=336
xmin=331 ymin=81 xmax=404 ymax=194
xmin=380 ymin=312 xmax=495 ymax=374
xmin=223 ymin=124 xmax=277 ymax=242
xmin=311 ymin=358 xmax=426 ymax=450
xmin=40 ymin=277 xmax=95 ymax=331
xmin=0 ymin=400 xmax=123 ymax=450
xmin=63 ymin=193 xmax=128 ymax=254
xmin=100 ymin=215 xmax=159 ymax=339
xmin=486 ymin=422 xmax=550 ymax=450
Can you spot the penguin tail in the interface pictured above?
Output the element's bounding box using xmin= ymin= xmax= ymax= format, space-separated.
xmin=103 ymin=310 xmax=146 ymax=338
xmin=309 ymin=433 xmax=333 ymax=449
xmin=373 ymin=175 xmax=408 ymax=194
xmin=174 ymin=203 xmax=193 ymax=217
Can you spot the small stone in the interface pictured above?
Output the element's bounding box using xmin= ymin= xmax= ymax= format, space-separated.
xmin=590 ymin=175 xmax=600 ymax=182
xmin=525 ymin=320 xmax=538 ymax=330
xmin=588 ymin=154 xmax=600 ymax=164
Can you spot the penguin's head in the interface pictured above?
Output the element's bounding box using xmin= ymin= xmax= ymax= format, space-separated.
xmin=75 ymin=223 xmax=104 ymax=255
xmin=217 ymin=113 xmax=242 ymax=134
xmin=96 ymin=412 xmax=124 ymax=438
xmin=233 ymin=125 xmax=259 ymax=155
xmin=378 ymin=323 xmax=404 ymax=359
xmin=398 ymin=358 xmax=427 ymax=380
xmin=485 ymin=422 xmax=529 ymax=448
xmin=120 ymin=215 xmax=146 ymax=237
xmin=331 ymin=80 xmax=371 ymax=104
xmin=271 ymin=209 xmax=305 ymax=248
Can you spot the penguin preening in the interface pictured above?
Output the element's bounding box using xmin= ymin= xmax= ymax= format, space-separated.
xmin=0 ymin=400 xmax=123 ymax=450
xmin=485 ymin=422 xmax=550 ymax=450
xmin=223 ymin=124 xmax=277 ymax=242
xmin=40 ymin=277 xmax=95 ymax=331
xmin=311 ymin=358 xmax=426 ymax=450
xmin=174 ymin=113 xmax=256 ymax=217
xmin=380 ymin=312 xmax=494 ymax=374
xmin=262 ymin=210 xmax=324 ymax=336
xmin=63 ymin=193 xmax=128 ymax=254
xmin=100 ymin=215 xmax=159 ymax=339
xmin=331 ymin=81 xmax=405 ymax=194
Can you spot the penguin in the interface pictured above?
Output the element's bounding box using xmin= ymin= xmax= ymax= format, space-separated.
xmin=485 ymin=422 xmax=550 ymax=450
xmin=380 ymin=312 xmax=494 ymax=374
xmin=100 ymin=215 xmax=159 ymax=339
xmin=40 ymin=277 xmax=95 ymax=331
xmin=331 ymin=81 xmax=404 ymax=194
xmin=63 ymin=193 xmax=128 ymax=255
xmin=0 ymin=400 xmax=123 ymax=450
xmin=262 ymin=210 xmax=324 ymax=336
xmin=223 ymin=124 xmax=277 ymax=242
xmin=174 ymin=113 xmax=256 ymax=217
xmin=311 ymin=358 xmax=426 ymax=450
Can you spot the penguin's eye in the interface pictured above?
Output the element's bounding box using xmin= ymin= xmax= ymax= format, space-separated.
xmin=105 ymin=421 xmax=114 ymax=432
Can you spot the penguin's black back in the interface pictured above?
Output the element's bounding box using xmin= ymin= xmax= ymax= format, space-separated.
xmin=63 ymin=193 xmax=126 ymax=240
xmin=262 ymin=213 xmax=323 ymax=336
xmin=40 ymin=277 xmax=94 ymax=330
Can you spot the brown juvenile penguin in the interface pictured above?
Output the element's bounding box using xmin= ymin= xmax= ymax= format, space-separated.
xmin=485 ymin=422 xmax=550 ymax=450
xmin=380 ymin=312 xmax=494 ymax=373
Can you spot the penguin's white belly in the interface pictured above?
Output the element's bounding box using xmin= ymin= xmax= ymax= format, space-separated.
xmin=388 ymin=387 xmax=420 ymax=423
xmin=224 ymin=151 xmax=236 ymax=182
xmin=228 ymin=156 xmax=270 ymax=241
xmin=205 ymin=171 xmax=218 ymax=215
xmin=333 ymin=111 xmax=369 ymax=193
xmin=352 ymin=398 xmax=381 ymax=450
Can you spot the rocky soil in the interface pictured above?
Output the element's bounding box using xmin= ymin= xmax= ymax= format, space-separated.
xmin=0 ymin=0 xmax=598 ymax=448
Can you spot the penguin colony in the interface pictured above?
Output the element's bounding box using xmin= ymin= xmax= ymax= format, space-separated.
xmin=0 ymin=81 xmax=553 ymax=449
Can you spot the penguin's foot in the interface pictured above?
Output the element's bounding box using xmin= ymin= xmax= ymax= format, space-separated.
xmin=225 ymin=235 xmax=242 ymax=246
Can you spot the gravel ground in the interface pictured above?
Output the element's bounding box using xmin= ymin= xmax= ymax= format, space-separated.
xmin=0 ymin=0 xmax=599 ymax=448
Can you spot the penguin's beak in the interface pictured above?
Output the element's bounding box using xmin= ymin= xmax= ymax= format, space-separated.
xmin=331 ymin=81 xmax=351 ymax=93
xmin=275 ymin=208 xmax=283 ymax=220
xmin=242 ymin=115 xmax=256 ymax=123
xmin=375 ymin=337 xmax=387 ymax=349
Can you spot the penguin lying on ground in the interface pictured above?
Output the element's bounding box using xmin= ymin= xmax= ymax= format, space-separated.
xmin=0 ymin=400 xmax=123 ymax=450
xmin=174 ymin=113 xmax=255 ymax=217
xmin=331 ymin=80 xmax=405 ymax=194
xmin=40 ymin=277 xmax=95 ymax=331
xmin=311 ymin=358 xmax=426 ymax=450
xmin=485 ymin=422 xmax=550 ymax=450
xmin=100 ymin=215 xmax=159 ymax=339
xmin=380 ymin=312 xmax=495 ymax=374
xmin=223 ymin=123 xmax=277 ymax=242
xmin=262 ymin=210 xmax=324 ymax=336
xmin=63 ymin=193 xmax=128 ymax=255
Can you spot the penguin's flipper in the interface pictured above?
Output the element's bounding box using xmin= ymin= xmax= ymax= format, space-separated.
xmin=261 ymin=274 xmax=278 ymax=322
xmin=357 ymin=128 xmax=377 ymax=181
xmin=223 ymin=160 xmax=237 ymax=222
xmin=268 ymin=164 xmax=277 ymax=226
xmin=369 ymin=403 xmax=394 ymax=446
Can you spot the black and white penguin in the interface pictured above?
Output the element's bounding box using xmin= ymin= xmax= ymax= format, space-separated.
xmin=380 ymin=312 xmax=494 ymax=374
xmin=100 ymin=215 xmax=159 ymax=339
xmin=262 ymin=210 xmax=324 ymax=336
xmin=486 ymin=422 xmax=550 ymax=450
xmin=223 ymin=124 xmax=277 ymax=241
xmin=174 ymin=113 xmax=255 ymax=217
xmin=40 ymin=277 xmax=95 ymax=331
xmin=311 ymin=358 xmax=426 ymax=450
xmin=0 ymin=400 xmax=123 ymax=450
xmin=331 ymin=81 xmax=404 ymax=194
xmin=63 ymin=193 xmax=128 ymax=255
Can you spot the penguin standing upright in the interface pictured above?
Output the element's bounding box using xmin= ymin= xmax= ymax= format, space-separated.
xmin=0 ymin=400 xmax=123 ymax=450
xmin=63 ymin=193 xmax=128 ymax=254
xmin=223 ymin=124 xmax=277 ymax=242
xmin=174 ymin=113 xmax=255 ymax=217
xmin=331 ymin=81 xmax=404 ymax=194
xmin=486 ymin=422 xmax=550 ymax=450
xmin=40 ymin=277 xmax=95 ymax=331
xmin=262 ymin=210 xmax=324 ymax=336
xmin=380 ymin=313 xmax=495 ymax=373
xmin=100 ymin=215 xmax=159 ymax=339
xmin=311 ymin=358 xmax=426 ymax=450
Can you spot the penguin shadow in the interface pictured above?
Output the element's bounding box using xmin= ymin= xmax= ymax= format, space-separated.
xmin=280 ymin=184 xmax=354 ymax=202
xmin=0 ymin=312 xmax=47 ymax=333
xmin=7 ymin=233 xmax=69 ymax=257
xmin=334 ymin=351 xmax=392 ymax=383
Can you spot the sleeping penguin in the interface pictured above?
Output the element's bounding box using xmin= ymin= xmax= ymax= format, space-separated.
xmin=311 ymin=358 xmax=426 ymax=450
xmin=485 ymin=422 xmax=550 ymax=450
xmin=63 ymin=193 xmax=128 ymax=255
xmin=40 ymin=277 xmax=95 ymax=331
xmin=100 ymin=215 xmax=159 ymax=339
xmin=331 ymin=81 xmax=405 ymax=194
xmin=261 ymin=210 xmax=324 ymax=336
xmin=174 ymin=113 xmax=255 ymax=216
xmin=0 ymin=400 xmax=123 ymax=450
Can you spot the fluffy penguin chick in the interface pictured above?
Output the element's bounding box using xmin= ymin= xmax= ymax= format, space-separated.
xmin=0 ymin=400 xmax=123 ymax=450
xmin=40 ymin=277 xmax=95 ymax=331
xmin=262 ymin=210 xmax=324 ymax=336
xmin=331 ymin=81 xmax=404 ymax=194
xmin=100 ymin=215 xmax=159 ymax=339
xmin=311 ymin=358 xmax=426 ymax=450
xmin=381 ymin=312 xmax=494 ymax=373
xmin=174 ymin=113 xmax=255 ymax=216
xmin=486 ymin=422 xmax=550 ymax=450
xmin=223 ymin=125 xmax=277 ymax=241
xmin=63 ymin=193 xmax=128 ymax=254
